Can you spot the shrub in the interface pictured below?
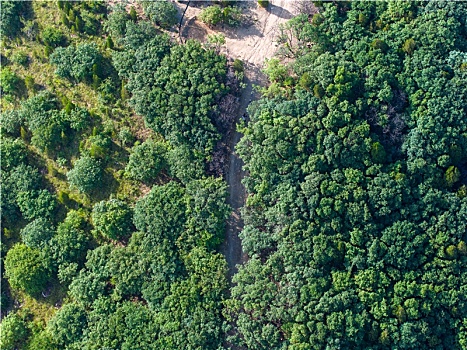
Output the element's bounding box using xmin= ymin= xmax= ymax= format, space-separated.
xmin=258 ymin=0 xmax=269 ymax=8
xmin=11 ymin=51 xmax=29 ymax=66
xmin=0 ymin=67 xmax=21 ymax=96
xmin=41 ymin=27 xmax=66 ymax=48
xmin=67 ymin=156 xmax=103 ymax=193
xmin=0 ymin=313 xmax=30 ymax=350
xmin=92 ymin=199 xmax=133 ymax=240
xmin=125 ymin=140 xmax=167 ymax=183
xmin=20 ymin=217 xmax=55 ymax=249
xmin=143 ymin=0 xmax=178 ymax=29
xmin=199 ymin=5 xmax=223 ymax=26
xmin=4 ymin=243 xmax=50 ymax=295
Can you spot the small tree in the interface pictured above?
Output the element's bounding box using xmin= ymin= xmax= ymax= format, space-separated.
xmin=4 ymin=243 xmax=50 ymax=295
xmin=0 ymin=313 xmax=30 ymax=350
xmin=41 ymin=27 xmax=66 ymax=48
xmin=0 ymin=68 xmax=21 ymax=96
xmin=125 ymin=140 xmax=167 ymax=183
xmin=67 ymin=156 xmax=103 ymax=194
xmin=445 ymin=165 xmax=460 ymax=187
xmin=20 ymin=217 xmax=55 ymax=249
xmin=199 ymin=5 xmax=223 ymax=26
xmin=144 ymin=0 xmax=178 ymax=29
xmin=92 ymin=199 xmax=133 ymax=240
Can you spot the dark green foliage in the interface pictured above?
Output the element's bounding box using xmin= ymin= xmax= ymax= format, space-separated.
xmin=125 ymin=139 xmax=167 ymax=183
xmin=0 ymin=1 xmax=31 ymax=38
xmin=143 ymin=0 xmax=178 ymax=29
xmin=0 ymin=313 xmax=30 ymax=350
xmin=67 ymin=156 xmax=103 ymax=194
xmin=40 ymin=27 xmax=66 ymax=48
xmin=133 ymin=182 xmax=187 ymax=240
xmin=4 ymin=244 xmax=50 ymax=295
xmin=21 ymin=218 xmax=55 ymax=249
xmin=16 ymin=189 xmax=57 ymax=220
xmin=0 ymin=137 xmax=27 ymax=172
xmin=228 ymin=2 xmax=467 ymax=349
xmin=46 ymin=210 xmax=89 ymax=268
xmin=1 ymin=164 xmax=42 ymax=223
xmin=91 ymin=199 xmax=133 ymax=240
xmin=47 ymin=303 xmax=87 ymax=348
xmin=127 ymin=39 xmax=227 ymax=160
xmin=104 ymin=4 xmax=130 ymax=40
xmin=50 ymin=43 xmax=103 ymax=83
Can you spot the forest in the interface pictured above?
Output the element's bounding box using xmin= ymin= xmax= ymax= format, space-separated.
xmin=1 ymin=1 xmax=467 ymax=349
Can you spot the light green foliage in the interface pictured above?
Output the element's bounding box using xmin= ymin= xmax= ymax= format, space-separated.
xmin=4 ymin=244 xmax=50 ymax=295
xmin=445 ymin=165 xmax=460 ymax=187
xmin=143 ymin=0 xmax=178 ymax=29
xmin=125 ymin=139 xmax=167 ymax=183
xmin=258 ymin=0 xmax=269 ymax=8
xmin=91 ymin=199 xmax=133 ymax=240
xmin=0 ymin=68 xmax=21 ymax=96
xmin=67 ymin=156 xmax=103 ymax=194
xmin=199 ymin=5 xmax=223 ymax=26
xmin=199 ymin=5 xmax=241 ymax=27
xmin=0 ymin=313 xmax=30 ymax=350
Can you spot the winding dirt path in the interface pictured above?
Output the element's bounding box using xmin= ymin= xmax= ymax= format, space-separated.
xmin=179 ymin=0 xmax=297 ymax=279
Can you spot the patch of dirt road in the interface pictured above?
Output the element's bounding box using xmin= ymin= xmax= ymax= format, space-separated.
xmin=179 ymin=0 xmax=298 ymax=278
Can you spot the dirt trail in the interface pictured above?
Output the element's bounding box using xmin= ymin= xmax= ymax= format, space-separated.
xmin=180 ymin=0 xmax=297 ymax=278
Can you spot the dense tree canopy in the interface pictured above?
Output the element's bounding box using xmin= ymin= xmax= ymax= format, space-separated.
xmin=227 ymin=2 xmax=467 ymax=349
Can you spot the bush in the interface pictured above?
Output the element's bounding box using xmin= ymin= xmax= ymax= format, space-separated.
xmin=50 ymin=43 xmax=103 ymax=83
xmin=0 ymin=67 xmax=21 ymax=96
xmin=16 ymin=189 xmax=57 ymax=220
xmin=143 ymin=0 xmax=178 ymax=29
xmin=125 ymin=140 xmax=167 ymax=183
xmin=11 ymin=51 xmax=29 ymax=66
xmin=41 ymin=27 xmax=66 ymax=48
xmin=0 ymin=313 xmax=30 ymax=350
xmin=199 ymin=5 xmax=223 ymax=26
xmin=402 ymin=38 xmax=416 ymax=55
xmin=20 ymin=217 xmax=55 ymax=249
xmin=47 ymin=303 xmax=87 ymax=348
xmin=0 ymin=137 xmax=27 ymax=171
xmin=4 ymin=244 xmax=50 ymax=295
xmin=92 ymin=199 xmax=133 ymax=240
xmin=258 ymin=0 xmax=269 ymax=8
xmin=67 ymin=156 xmax=103 ymax=194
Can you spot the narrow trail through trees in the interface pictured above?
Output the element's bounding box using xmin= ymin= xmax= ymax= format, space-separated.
xmin=179 ymin=0 xmax=297 ymax=280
